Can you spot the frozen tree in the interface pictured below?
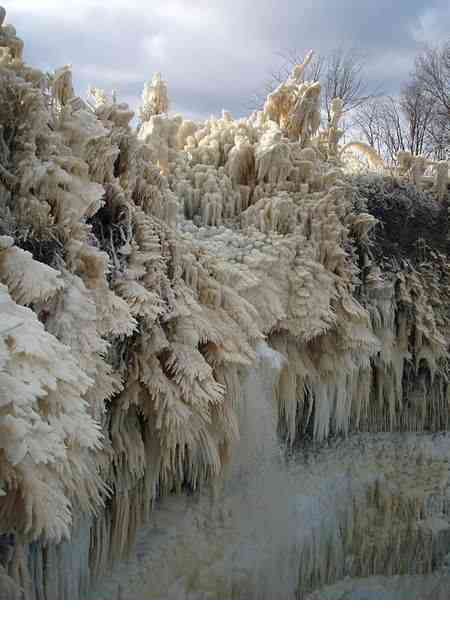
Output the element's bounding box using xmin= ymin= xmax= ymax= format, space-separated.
xmin=257 ymin=46 xmax=381 ymax=126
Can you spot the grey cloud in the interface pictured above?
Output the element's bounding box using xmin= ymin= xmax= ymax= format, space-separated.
xmin=5 ymin=0 xmax=450 ymax=119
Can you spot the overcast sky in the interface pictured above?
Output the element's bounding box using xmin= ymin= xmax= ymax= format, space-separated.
xmin=5 ymin=0 xmax=450 ymax=120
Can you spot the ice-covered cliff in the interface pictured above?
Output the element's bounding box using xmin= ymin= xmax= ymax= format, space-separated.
xmin=0 ymin=7 xmax=449 ymax=599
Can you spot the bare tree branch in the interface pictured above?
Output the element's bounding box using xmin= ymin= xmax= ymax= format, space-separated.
xmin=415 ymin=41 xmax=450 ymax=115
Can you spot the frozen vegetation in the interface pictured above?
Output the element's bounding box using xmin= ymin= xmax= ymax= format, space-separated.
xmin=0 ymin=6 xmax=449 ymax=599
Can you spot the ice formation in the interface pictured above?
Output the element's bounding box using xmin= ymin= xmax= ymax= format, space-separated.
xmin=0 ymin=8 xmax=450 ymax=599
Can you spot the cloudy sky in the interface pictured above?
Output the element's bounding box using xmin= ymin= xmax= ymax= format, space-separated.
xmin=5 ymin=0 xmax=450 ymax=120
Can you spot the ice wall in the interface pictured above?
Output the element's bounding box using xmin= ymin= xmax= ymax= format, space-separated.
xmin=85 ymin=348 xmax=450 ymax=600
xmin=1 ymin=346 xmax=449 ymax=600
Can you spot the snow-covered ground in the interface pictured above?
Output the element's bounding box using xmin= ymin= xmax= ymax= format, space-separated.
xmin=307 ymin=573 xmax=450 ymax=600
